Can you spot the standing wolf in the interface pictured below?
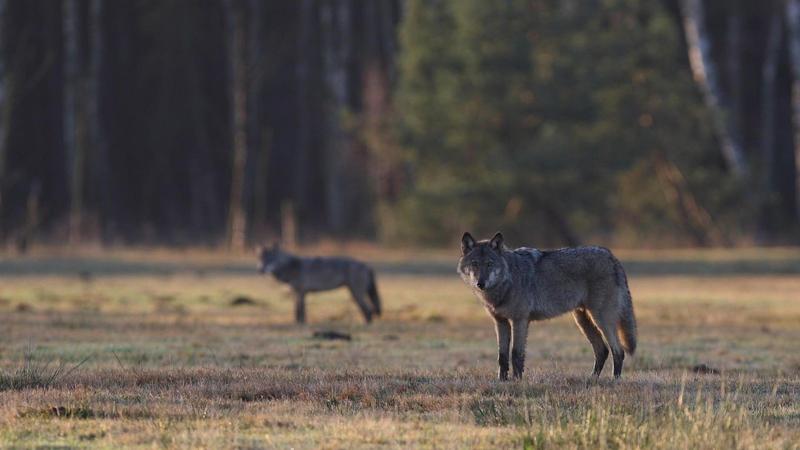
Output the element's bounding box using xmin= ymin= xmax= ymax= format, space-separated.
xmin=257 ymin=244 xmax=381 ymax=324
xmin=458 ymin=232 xmax=637 ymax=380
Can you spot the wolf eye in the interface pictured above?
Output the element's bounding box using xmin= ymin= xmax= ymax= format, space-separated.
xmin=470 ymin=261 xmax=479 ymax=268
xmin=487 ymin=261 xmax=494 ymax=267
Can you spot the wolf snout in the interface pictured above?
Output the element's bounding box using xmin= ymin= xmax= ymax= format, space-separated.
xmin=476 ymin=281 xmax=486 ymax=290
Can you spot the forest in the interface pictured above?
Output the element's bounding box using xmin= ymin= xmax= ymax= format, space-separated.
xmin=1 ymin=0 xmax=799 ymax=248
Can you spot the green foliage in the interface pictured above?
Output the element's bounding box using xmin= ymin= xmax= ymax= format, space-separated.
xmin=392 ymin=0 xmax=725 ymax=246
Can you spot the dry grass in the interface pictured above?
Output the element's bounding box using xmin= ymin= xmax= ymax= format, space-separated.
xmin=0 ymin=248 xmax=799 ymax=448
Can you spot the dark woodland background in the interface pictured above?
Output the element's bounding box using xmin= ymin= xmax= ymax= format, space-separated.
xmin=1 ymin=0 xmax=800 ymax=249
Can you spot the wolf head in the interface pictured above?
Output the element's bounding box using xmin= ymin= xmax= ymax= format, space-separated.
xmin=458 ymin=232 xmax=509 ymax=291
xmin=256 ymin=243 xmax=290 ymax=274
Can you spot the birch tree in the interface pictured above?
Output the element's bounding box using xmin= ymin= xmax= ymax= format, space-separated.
xmin=679 ymin=0 xmax=749 ymax=178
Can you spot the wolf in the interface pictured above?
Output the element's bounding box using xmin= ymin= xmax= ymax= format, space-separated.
xmin=457 ymin=232 xmax=637 ymax=380
xmin=257 ymin=244 xmax=381 ymax=324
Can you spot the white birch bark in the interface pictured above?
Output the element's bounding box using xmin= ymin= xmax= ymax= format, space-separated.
xmin=679 ymin=0 xmax=749 ymax=178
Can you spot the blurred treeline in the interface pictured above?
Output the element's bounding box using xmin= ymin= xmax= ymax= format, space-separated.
xmin=0 ymin=0 xmax=799 ymax=249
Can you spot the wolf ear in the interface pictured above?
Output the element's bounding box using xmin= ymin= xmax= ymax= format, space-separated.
xmin=489 ymin=232 xmax=504 ymax=251
xmin=461 ymin=232 xmax=476 ymax=255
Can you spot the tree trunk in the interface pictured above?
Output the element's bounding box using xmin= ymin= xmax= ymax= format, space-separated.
xmin=252 ymin=128 xmax=269 ymax=234
xmin=225 ymin=0 xmax=248 ymax=251
xmin=294 ymin=0 xmax=313 ymax=235
xmin=246 ymin=0 xmax=263 ymax=234
xmin=757 ymin=13 xmax=784 ymax=240
xmin=0 ymin=0 xmax=8 ymax=235
xmin=787 ymin=0 xmax=800 ymax=221
xmin=678 ymin=0 xmax=749 ymax=178
xmin=362 ymin=1 xmax=399 ymax=203
xmin=281 ymin=200 xmax=297 ymax=249
xmin=89 ymin=0 xmax=111 ymax=239
xmin=761 ymin=13 xmax=783 ymax=189
xmin=63 ymin=0 xmax=86 ymax=244
xmin=319 ymin=0 xmax=351 ymax=234
xmin=378 ymin=0 xmax=397 ymax=85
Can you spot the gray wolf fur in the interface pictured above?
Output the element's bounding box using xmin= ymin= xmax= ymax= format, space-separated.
xmin=257 ymin=244 xmax=381 ymax=324
xmin=457 ymin=232 xmax=637 ymax=380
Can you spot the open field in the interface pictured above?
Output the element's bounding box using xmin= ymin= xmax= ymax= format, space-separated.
xmin=1 ymin=248 xmax=799 ymax=448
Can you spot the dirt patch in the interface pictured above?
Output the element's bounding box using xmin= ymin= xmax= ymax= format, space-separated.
xmin=312 ymin=330 xmax=352 ymax=341
xmin=230 ymin=296 xmax=257 ymax=306
xmin=691 ymin=364 xmax=720 ymax=375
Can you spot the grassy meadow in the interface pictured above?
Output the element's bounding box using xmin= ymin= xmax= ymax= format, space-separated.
xmin=0 ymin=247 xmax=799 ymax=448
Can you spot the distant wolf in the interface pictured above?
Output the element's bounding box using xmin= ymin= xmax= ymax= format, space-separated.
xmin=457 ymin=232 xmax=637 ymax=380
xmin=257 ymin=244 xmax=381 ymax=324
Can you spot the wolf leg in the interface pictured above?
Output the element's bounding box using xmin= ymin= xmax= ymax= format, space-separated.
xmin=510 ymin=319 xmax=529 ymax=379
xmin=572 ymin=310 xmax=609 ymax=376
xmin=587 ymin=309 xmax=624 ymax=378
xmin=294 ymin=291 xmax=306 ymax=324
xmin=493 ymin=317 xmax=511 ymax=380
xmin=348 ymin=287 xmax=373 ymax=324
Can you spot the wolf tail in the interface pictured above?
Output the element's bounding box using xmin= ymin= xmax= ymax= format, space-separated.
xmin=613 ymin=258 xmax=637 ymax=355
xmin=367 ymin=270 xmax=382 ymax=316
